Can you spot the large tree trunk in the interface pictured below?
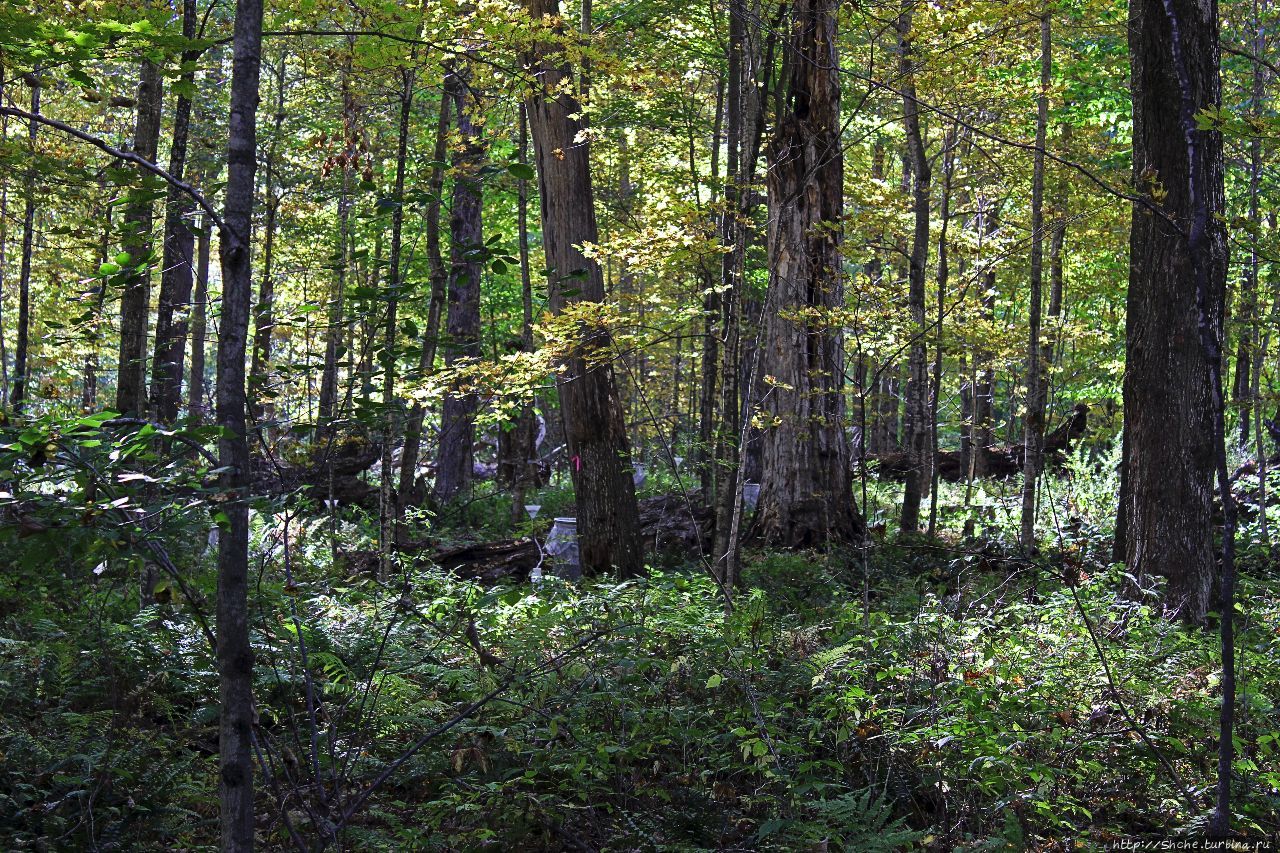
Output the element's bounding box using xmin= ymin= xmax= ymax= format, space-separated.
xmin=434 ymin=64 xmax=485 ymax=503
xmin=754 ymin=0 xmax=861 ymax=548
xmin=524 ymin=0 xmax=643 ymax=578
xmin=1123 ymin=0 xmax=1227 ymax=623
xmin=215 ymin=0 xmax=264 ymax=845
xmin=148 ymin=0 xmax=198 ymax=424
xmin=116 ymin=60 xmax=163 ymax=417
xmin=1020 ymin=12 xmax=1051 ymax=548
xmin=897 ymin=5 xmax=933 ymax=534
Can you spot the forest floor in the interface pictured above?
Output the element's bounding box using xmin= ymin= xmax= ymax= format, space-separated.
xmin=2 ymin=463 xmax=1279 ymax=851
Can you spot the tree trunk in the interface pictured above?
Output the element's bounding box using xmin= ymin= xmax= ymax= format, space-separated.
xmin=524 ymin=0 xmax=643 ymax=577
xmin=1123 ymin=0 xmax=1227 ymax=623
xmin=248 ymin=57 xmax=287 ymax=423
xmin=710 ymin=0 xmax=744 ymax=585
xmin=928 ymin=128 xmax=957 ymax=536
xmin=12 ymin=70 xmax=40 ymax=413
xmin=1020 ymin=11 xmax=1051 ymax=548
xmin=216 ymin=0 xmax=264 ymax=845
xmin=434 ymin=63 xmax=486 ymax=503
xmin=149 ymin=0 xmax=198 ymax=424
xmin=754 ymin=0 xmax=860 ymax=548
xmin=188 ymin=224 xmax=211 ymax=422
xmin=318 ymin=52 xmax=356 ymax=431
xmin=974 ymin=202 xmax=999 ymax=476
xmin=398 ymin=92 xmax=452 ymax=506
xmin=897 ymin=4 xmax=932 ymax=534
xmin=508 ymin=104 xmax=539 ymax=525
xmin=379 ymin=67 xmax=415 ymax=577
xmin=116 ymin=60 xmax=163 ymax=417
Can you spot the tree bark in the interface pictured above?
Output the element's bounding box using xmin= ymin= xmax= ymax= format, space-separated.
xmin=318 ymin=51 xmax=356 ymax=432
xmin=116 ymin=60 xmax=163 ymax=417
xmin=188 ymin=224 xmax=211 ymax=422
xmin=397 ymin=92 xmax=452 ymax=506
xmin=897 ymin=4 xmax=932 ymax=534
xmin=524 ymin=0 xmax=643 ymax=577
xmin=216 ymin=0 xmax=264 ymax=845
xmin=149 ymin=0 xmax=198 ymax=424
xmin=248 ymin=57 xmax=287 ymax=423
xmin=1123 ymin=0 xmax=1227 ymax=623
xmin=434 ymin=63 xmax=486 ymax=503
xmin=12 ymin=71 xmax=40 ymax=413
xmin=754 ymin=0 xmax=860 ymax=548
xmin=379 ymin=67 xmax=416 ymax=578
xmin=1020 ymin=11 xmax=1051 ymax=548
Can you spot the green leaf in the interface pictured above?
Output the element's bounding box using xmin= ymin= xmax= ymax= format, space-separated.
xmin=507 ymin=163 xmax=535 ymax=180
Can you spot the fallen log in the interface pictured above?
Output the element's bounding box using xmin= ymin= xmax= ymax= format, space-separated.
xmin=869 ymin=404 xmax=1089 ymax=483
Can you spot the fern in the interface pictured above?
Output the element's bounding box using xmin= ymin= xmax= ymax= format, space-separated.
xmin=779 ymin=787 xmax=922 ymax=852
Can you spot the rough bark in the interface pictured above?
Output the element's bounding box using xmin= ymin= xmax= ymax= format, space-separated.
xmin=754 ymin=0 xmax=860 ymax=548
xmin=524 ymin=0 xmax=643 ymax=577
xmin=1123 ymin=0 xmax=1227 ymax=623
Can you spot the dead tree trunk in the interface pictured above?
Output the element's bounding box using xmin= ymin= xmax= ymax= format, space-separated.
xmin=754 ymin=0 xmax=861 ymax=548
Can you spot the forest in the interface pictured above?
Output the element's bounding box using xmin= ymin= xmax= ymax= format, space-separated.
xmin=0 ymin=0 xmax=1278 ymax=848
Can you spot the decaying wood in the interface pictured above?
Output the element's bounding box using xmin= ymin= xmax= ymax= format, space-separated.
xmin=872 ymin=404 xmax=1089 ymax=483
xmin=254 ymin=435 xmax=381 ymax=508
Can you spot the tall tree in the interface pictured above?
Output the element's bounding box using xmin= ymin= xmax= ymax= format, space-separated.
xmin=754 ymin=0 xmax=860 ymax=547
xmin=1123 ymin=0 xmax=1228 ymax=623
xmin=434 ymin=63 xmax=486 ymax=503
xmin=1019 ymin=11 xmax=1052 ymax=548
xmin=248 ymin=57 xmax=287 ymax=423
xmin=897 ymin=3 xmax=933 ymax=534
xmin=188 ymin=223 xmax=211 ymax=421
xmin=11 ymin=69 xmax=40 ymax=413
xmin=398 ymin=93 xmax=451 ymax=506
xmin=524 ymin=0 xmax=644 ymax=577
xmin=148 ymin=0 xmax=199 ymax=424
xmin=215 ymin=0 xmax=265 ymax=844
xmin=378 ymin=64 xmax=416 ymax=577
xmin=116 ymin=59 xmax=163 ymax=417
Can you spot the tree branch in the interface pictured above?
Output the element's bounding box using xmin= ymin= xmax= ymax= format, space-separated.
xmin=0 ymin=106 xmax=227 ymax=238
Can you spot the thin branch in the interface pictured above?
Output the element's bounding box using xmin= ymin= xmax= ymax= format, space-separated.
xmin=0 ymin=106 xmax=227 ymax=237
